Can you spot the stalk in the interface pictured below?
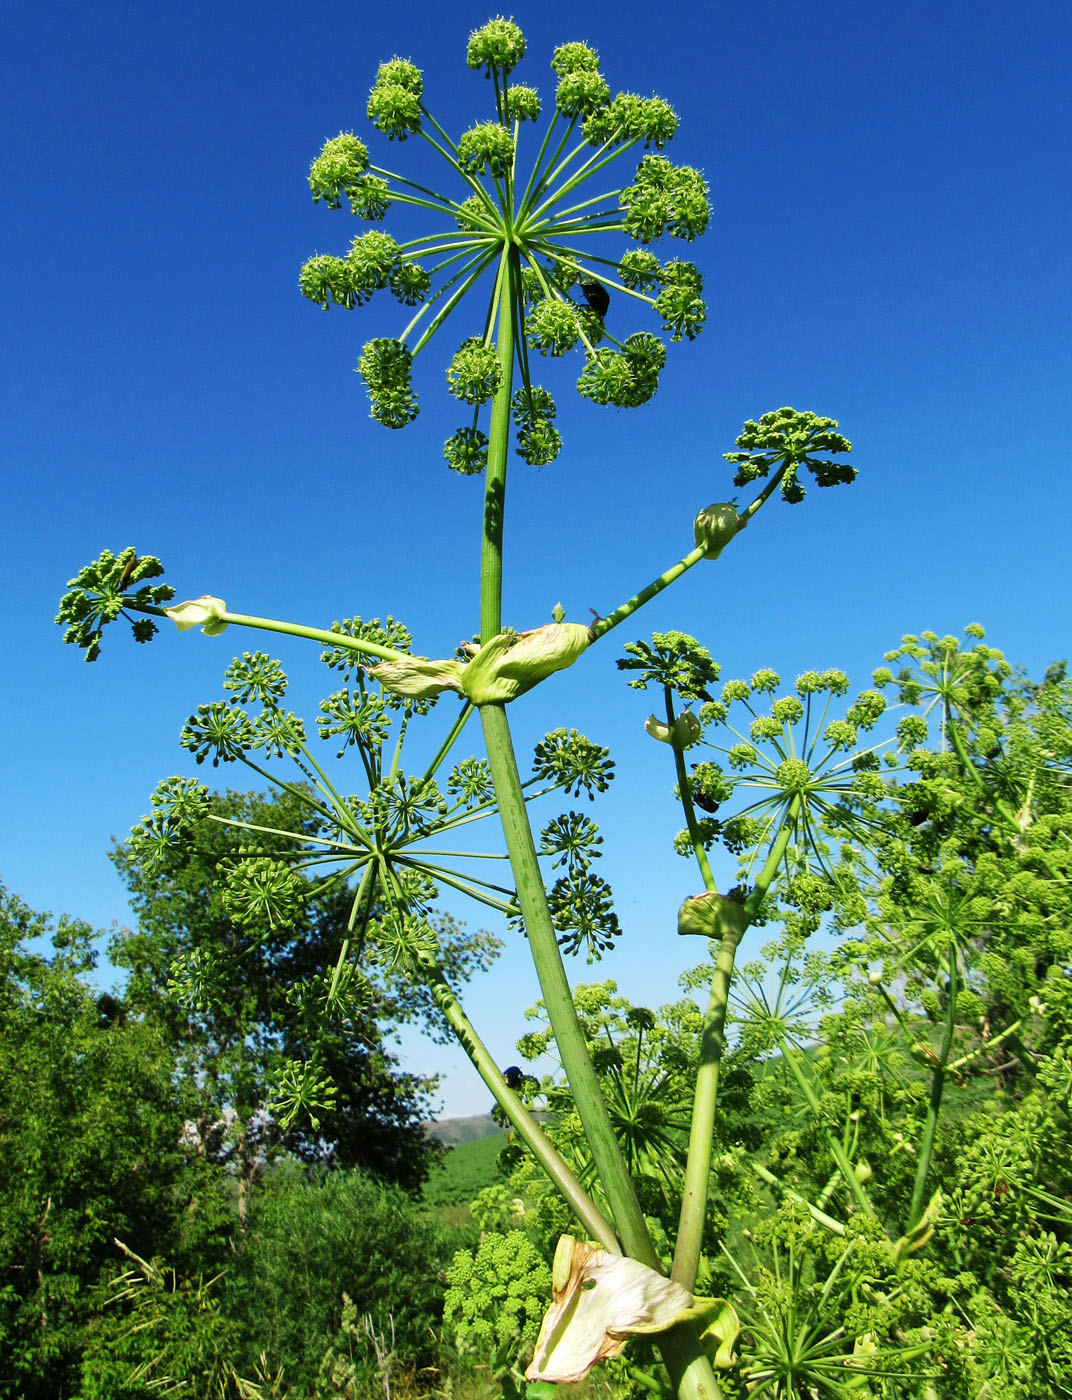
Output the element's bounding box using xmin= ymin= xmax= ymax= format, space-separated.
xmin=674 ymin=797 xmax=803 ymax=1285
xmin=907 ymin=952 xmax=958 ymax=1230
xmin=480 ymin=244 xmax=517 ymax=640
xmin=475 ymin=246 xmax=656 ymax=1263
xmin=425 ymin=960 xmax=619 ymax=1251
xmin=671 ymin=917 xmax=746 ymax=1288
xmin=480 ymin=702 xmax=657 ymax=1264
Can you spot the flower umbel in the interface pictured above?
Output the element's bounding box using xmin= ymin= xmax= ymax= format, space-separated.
xmin=300 ymin=19 xmax=711 ymax=463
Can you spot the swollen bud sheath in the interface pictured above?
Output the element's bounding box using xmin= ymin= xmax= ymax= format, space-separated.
xmin=165 ymin=596 xmax=229 ymax=636
xmin=693 ymin=502 xmax=741 ymax=560
xmin=460 ymin=623 xmax=591 ymax=704
xmin=644 ymin=711 xmax=701 ymax=748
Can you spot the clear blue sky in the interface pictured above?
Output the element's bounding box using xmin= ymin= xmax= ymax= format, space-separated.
xmin=3 ymin=0 xmax=1070 ymax=1114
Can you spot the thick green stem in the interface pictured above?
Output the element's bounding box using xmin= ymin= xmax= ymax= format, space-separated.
xmin=656 ymin=1330 xmax=726 ymax=1400
xmin=475 ymin=250 xmax=654 ymax=1263
xmin=907 ymin=953 xmax=958 ymax=1230
xmin=672 ymin=914 xmax=747 ymax=1288
xmin=426 ymin=961 xmax=618 ymax=1251
xmin=480 ymin=704 xmax=657 ymax=1265
xmin=480 ymin=247 xmax=517 ymax=641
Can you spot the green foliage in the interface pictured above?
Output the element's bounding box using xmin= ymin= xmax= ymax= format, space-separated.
xmin=225 ymin=1169 xmax=445 ymax=1394
xmin=0 ymin=886 xmax=204 ymax=1399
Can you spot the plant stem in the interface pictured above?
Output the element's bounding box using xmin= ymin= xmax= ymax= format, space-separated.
xmin=778 ymin=1043 xmax=877 ymax=1219
xmin=480 ymin=703 xmax=657 ymax=1265
xmin=425 ymin=960 xmax=618 ymax=1251
xmin=672 ymin=912 xmax=747 ymax=1288
xmin=480 ymin=245 xmax=517 ymax=641
xmin=907 ymin=952 xmax=958 ymax=1230
xmin=475 ymin=247 xmax=655 ymax=1264
xmin=214 ymin=611 xmax=410 ymax=664
xmin=588 ymin=547 xmax=706 ymax=643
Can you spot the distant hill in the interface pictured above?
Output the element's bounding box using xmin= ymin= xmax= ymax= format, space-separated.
xmin=424 ymin=1113 xmax=500 ymax=1145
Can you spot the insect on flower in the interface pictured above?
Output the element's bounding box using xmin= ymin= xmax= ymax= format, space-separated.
xmin=577 ymin=278 xmax=611 ymax=322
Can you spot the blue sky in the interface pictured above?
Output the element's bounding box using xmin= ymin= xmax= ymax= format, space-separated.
xmin=3 ymin=0 xmax=1070 ymax=1115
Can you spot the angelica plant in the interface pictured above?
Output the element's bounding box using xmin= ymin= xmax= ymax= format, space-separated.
xmin=55 ymin=19 xmax=862 ymax=1400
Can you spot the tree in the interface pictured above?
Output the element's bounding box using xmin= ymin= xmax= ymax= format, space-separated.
xmin=0 ymin=883 xmax=196 ymax=1400
xmin=111 ymin=785 xmax=497 ymax=1201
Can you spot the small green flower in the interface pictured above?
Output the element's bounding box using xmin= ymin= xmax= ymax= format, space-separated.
xmin=308 ymin=132 xmax=370 ymax=208
xmin=466 ymin=17 xmax=526 ymax=76
xmin=556 ymin=69 xmax=610 ymax=118
xmin=527 ymin=299 xmax=581 ymax=356
xmin=618 ymin=248 xmax=662 ymax=291
xmin=457 ymin=122 xmax=515 ymax=178
xmin=447 ymin=338 xmax=503 ymax=404
xmin=550 ymin=42 xmax=600 ymax=76
xmin=533 ymin=728 xmax=615 ymax=799
xmin=504 ymin=84 xmax=541 ymax=121
xmin=180 ymin=700 xmax=254 ymax=766
xmin=366 ymin=75 xmax=422 ymax=140
xmin=357 ymin=337 xmax=418 ymax=428
xmin=444 ymin=426 xmax=490 ymax=475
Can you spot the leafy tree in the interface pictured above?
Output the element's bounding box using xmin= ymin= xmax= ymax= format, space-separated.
xmin=111 ymin=784 xmax=494 ymax=1201
xmin=0 ymin=884 xmax=196 ymax=1400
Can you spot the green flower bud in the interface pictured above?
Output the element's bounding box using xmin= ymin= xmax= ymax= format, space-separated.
xmin=455 ymin=194 xmax=497 ymax=232
xmin=621 ymin=155 xmax=710 ymax=243
xmin=299 ymin=254 xmax=355 ymax=310
xmin=527 ymin=299 xmax=581 ymax=356
xmin=389 ymin=258 xmax=429 ymax=305
xmin=693 ymin=502 xmax=741 ymax=560
xmin=166 ymin=595 xmax=228 ymax=636
xmin=504 ymin=84 xmax=541 ymax=121
xmin=466 ymin=17 xmax=526 ymax=76
xmin=556 ymin=69 xmax=610 ymax=118
xmin=348 ymin=230 xmax=401 ymax=294
xmin=358 ymin=338 xmax=418 ymax=428
xmin=655 ymin=281 xmax=706 ymax=341
xmin=517 ymin=419 xmax=562 ymax=466
xmin=460 ymin=623 xmax=591 ymax=704
xmin=550 ymin=42 xmax=600 ymax=76
xmin=583 ymin=94 xmax=679 ymax=150
xmin=309 ymin=132 xmax=370 ymax=208
xmin=457 ymin=122 xmax=515 ymax=178
xmin=678 ymin=891 xmax=748 ymax=939
xmin=511 ymin=384 xmax=557 ymax=428
xmin=444 ymin=426 xmax=489 ymax=475
xmin=447 ymin=338 xmax=502 ymax=404
xmin=374 ymin=58 xmax=423 ymax=95
xmin=367 ymin=83 xmax=422 ymax=141
xmin=618 ymin=249 xmax=661 ymax=291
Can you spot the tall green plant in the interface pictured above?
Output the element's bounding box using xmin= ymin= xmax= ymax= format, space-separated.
xmin=55 ymin=20 xmax=861 ymax=1398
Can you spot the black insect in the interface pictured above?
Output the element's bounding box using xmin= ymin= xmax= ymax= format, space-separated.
xmin=577 ymin=278 xmax=610 ymax=321
xmin=503 ymin=1065 xmax=525 ymax=1090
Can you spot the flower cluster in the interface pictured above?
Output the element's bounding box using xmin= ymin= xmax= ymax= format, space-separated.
xmin=55 ymin=548 xmax=174 ymax=661
xmin=724 ymin=408 xmax=855 ymax=503
xmin=300 ymin=17 xmax=711 ymax=466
